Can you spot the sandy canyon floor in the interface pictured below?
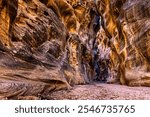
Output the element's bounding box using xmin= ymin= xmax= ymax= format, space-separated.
xmin=47 ymin=83 xmax=150 ymax=100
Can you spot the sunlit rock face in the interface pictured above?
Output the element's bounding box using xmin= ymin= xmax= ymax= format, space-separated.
xmin=95 ymin=0 xmax=150 ymax=86
xmin=121 ymin=0 xmax=150 ymax=86
xmin=0 ymin=0 xmax=150 ymax=98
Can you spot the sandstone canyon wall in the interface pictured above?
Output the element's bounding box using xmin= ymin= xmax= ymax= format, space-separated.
xmin=0 ymin=0 xmax=149 ymax=99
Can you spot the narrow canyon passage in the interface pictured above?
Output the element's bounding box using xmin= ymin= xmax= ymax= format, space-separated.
xmin=0 ymin=0 xmax=150 ymax=99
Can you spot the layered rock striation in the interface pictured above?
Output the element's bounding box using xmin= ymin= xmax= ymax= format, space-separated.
xmin=0 ymin=0 xmax=149 ymax=99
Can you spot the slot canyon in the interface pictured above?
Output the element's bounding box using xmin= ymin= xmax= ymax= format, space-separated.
xmin=0 ymin=0 xmax=150 ymax=99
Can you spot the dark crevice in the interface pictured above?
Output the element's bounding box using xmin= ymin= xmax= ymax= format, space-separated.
xmin=44 ymin=11 xmax=49 ymax=16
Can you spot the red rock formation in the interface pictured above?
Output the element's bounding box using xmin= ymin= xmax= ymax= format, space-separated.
xmin=95 ymin=0 xmax=150 ymax=86
xmin=0 ymin=0 xmax=149 ymax=99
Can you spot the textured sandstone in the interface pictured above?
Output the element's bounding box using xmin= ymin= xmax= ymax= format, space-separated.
xmin=95 ymin=0 xmax=150 ymax=86
xmin=0 ymin=0 xmax=149 ymax=99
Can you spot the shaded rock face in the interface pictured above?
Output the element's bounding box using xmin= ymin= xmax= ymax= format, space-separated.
xmin=0 ymin=0 xmax=149 ymax=99
xmin=0 ymin=0 xmax=71 ymax=99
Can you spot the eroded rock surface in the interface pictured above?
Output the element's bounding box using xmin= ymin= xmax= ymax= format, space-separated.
xmin=0 ymin=0 xmax=150 ymax=99
xmin=95 ymin=0 xmax=150 ymax=86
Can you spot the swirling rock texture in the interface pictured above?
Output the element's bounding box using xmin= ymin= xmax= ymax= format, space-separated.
xmin=95 ymin=0 xmax=150 ymax=86
xmin=0 ymin=0 xmax=149 ymax=99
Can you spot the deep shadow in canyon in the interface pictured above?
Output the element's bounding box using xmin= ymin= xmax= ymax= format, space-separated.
xmin=0 ymin=0 xmax=150 ymax=99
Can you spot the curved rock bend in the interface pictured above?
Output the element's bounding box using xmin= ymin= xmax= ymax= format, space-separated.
xmin=0 ymin=0 xmax=149 ymax=99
